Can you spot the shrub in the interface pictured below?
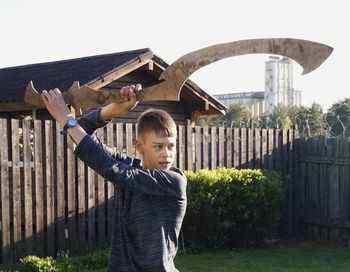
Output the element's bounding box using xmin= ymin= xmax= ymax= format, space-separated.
xmin=183 ymin=168 xmax=284 ymax=251
xmin=73 ymin=248 xmax=109 ymax=270
xmin=19 ymin=255 xmax=59 ymax=272
xmin=55 ymin=251 xmax=75 ymax=272
xmin=17 ymin=248 xmax=109 ymax=272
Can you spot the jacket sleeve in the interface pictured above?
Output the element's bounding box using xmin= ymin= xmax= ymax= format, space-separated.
xmin=74 ymin=135 xmax=187 ymax=198
xmin=77 ymin=108 xmax=109 ymax=135
xmin=77 ymin=109 xmax=133 ymax=164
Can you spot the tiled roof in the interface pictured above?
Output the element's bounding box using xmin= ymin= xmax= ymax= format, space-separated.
xmin=0 ymin=48 xmax=152 ymax=102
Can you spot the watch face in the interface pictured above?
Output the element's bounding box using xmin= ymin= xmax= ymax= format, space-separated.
xmin=67 ymin=119 xmax=78 ymax=127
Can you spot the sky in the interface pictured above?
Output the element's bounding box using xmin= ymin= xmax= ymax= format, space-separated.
xmin=0 ymin=0 xmax=348 ymax=111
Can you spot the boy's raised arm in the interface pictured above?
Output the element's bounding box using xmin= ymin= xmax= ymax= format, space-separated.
xmin=98 ymin=84 xmax=141 ymax=120
xmin=77 ymin=84 xmax=142 ymax=135
xmin=41 ymin=88 xmax=86 ymax=145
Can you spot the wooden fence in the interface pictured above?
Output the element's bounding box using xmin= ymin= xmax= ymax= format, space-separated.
xmin=296 ymin=136 xmax=350 ymax=241
xmin=0 ymin=118 xmax=299 ymax=266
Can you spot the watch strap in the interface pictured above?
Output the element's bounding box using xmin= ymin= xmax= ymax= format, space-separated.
xmin=60 ymin=119 xmax=77 ymax=135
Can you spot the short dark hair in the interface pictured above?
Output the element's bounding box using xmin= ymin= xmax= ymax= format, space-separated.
xmin=137 ymin=109 xmax=177 ymax=138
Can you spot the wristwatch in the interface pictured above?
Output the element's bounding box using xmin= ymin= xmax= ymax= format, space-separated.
xmin=60 ymin=118 xmax=78 ymax=135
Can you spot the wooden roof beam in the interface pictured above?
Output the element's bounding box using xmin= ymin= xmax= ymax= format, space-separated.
xmin=135 ymin=60 xmax=153 ymax=72
xmin=88 ymin=59 xmax=154 ymax=90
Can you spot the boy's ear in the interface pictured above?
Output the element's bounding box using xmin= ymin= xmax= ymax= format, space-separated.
xmin=135 ymin=139 xmax=144 ymax=155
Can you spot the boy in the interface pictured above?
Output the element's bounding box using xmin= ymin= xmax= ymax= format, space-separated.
xmin=41 ymin=85 xmax=187 ymax=272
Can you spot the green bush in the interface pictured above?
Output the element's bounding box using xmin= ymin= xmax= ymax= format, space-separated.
xmin=183 ymin=168 xmax=284 ymax=251
xmin=19 ymin=256 xmax=59 ymax=272
xmin=55 ymin=251 xmax=75 ymax=272
xmin=72 ymin=249 xmax=109 ymax=270
xmin=17 ymin=248 xmax=109 ymax=272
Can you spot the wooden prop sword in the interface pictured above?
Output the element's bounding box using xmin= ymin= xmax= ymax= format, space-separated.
xmin=24 ymin=38 xmax=333 ymax=111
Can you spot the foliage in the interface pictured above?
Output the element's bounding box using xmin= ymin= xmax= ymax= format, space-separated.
xmin=16 ymin=249 xmax=109 ymax=272
xmin=55 ymin=251 xmax=75 ymax=272
xmin=183 ymin=168 xmax=284 ymax=251
xmin=294 ymin=103 xmax=325 ymax=136
xmin=195 ymin=102 xmax=330 ymax=137
xmin=326 ymin=97 xmax=350 ymax=137
xmin=195 ymin=103 xmax=251 ymax=127
xmin=328 ymin=97 xmax=350 ymax=116
xmin=267 ymin=104 xmax=293 ymax=129
xmin=72 ymin=249 xmax=109 ymax=270
xmin=19 ymin=256 xmax=59 ymax=272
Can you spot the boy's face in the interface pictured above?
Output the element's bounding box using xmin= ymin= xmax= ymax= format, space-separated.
xmin=136 ymin=131 xmax=176 ymax=170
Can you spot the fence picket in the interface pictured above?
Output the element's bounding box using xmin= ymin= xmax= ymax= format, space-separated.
xmin=210 ymin=127 xmax=217 ymax=170
xmin=318 ymin=136 xmax=328 ymax=239
xmin=255 ymin=128 xmax=261 ymax=169
xmin=247 ymin=129 xmax=254 ymax=168
xmin=218 ymin=127 xmax=225 ymax=167
xmin=233 ymin=128 xmax=239 ymax=168
xmin=178 ymin=125 xmax=185 ymax=170
xmin=268 ymin=129 xmax=274 ymax=170
xmin=34 ymin=120 xmax=44 ymax=257
xmin=282 ymin=130 xmax=288 ymax=176
xmin=240 ymin=128 xmax=247 ymax=168
xmin=55 ymin=123 xmax=65 ymax=252
xmin=329 ymin=138 xmax=341 ymax=239
xmin=287 ymin=129 xmax=294 ymax=237
xmin=339 ymin=138 xmax=350 ymax=240
xmin=0 ymin=119 xmax=10 ymax=262
xmin=77 ymin=157 xmax=86 ymax=254
xmin=186 ymin=125 xmax=193 ymax=171
xmin=226 ymin=128 xmax=232 ymax=168
xmin=195 ymin=126 xmax=201 ymax=171
xmin=202 ymin=126 xmax=209 ymax=169
xmin=45 ymin=120 xmax=55 ymax=256
xmin=261 ymin=129 xmax=268 ymax=169
xmin=66 ymin=136 xmax=76 ymax=253
xmin=126 ymin=124 xmax=133 ymax=156
xmin=11 ymin=120 xmax=22 ymax=259
xmin=87 ymin=166 xmax=96 ymax=250
xmin=23 ymin=120 xmax=33 ymax=255
xmin=274 ymin=129 xmax=281 ymax=172
xmin=107 ymin=123 xmax=116 ymax=241
xmin=96 ymin=129 xmax=106 ymax=249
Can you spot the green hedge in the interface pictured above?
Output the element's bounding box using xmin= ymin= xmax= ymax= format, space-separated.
xmin=183 ymin=168 xmax=284 ymax=251
xmin=17 ymin=249 xmax=109 ymax=272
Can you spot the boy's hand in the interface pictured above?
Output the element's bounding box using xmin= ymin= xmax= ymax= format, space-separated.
xmin=119 ymin=84 xmax=142 ymax=109
xmin=99 ymin=84 xmax=142 ymax=121
xmin=41 ymin=88 xmax=73 ymax=126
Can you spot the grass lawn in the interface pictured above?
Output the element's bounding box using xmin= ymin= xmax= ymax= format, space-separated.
xmin=80 ymin=241 xmax=350 ymax=271
xmin=3 ymin=241 xmax=350 ymax=271
xmin=174 ymin=241 xmax=350 ymax=272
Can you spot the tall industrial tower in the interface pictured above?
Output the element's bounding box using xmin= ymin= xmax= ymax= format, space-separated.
xmin=264 ymin=56 xmax=302 ymax=113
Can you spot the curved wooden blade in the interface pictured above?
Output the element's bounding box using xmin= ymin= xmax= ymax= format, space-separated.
xmin=24 ymin=38 xmax=333 ymax=109
xmin=25 ymin=81 xmax=47 ymax=108
xmin=24 ymin=80 xmax=130 ymax=109
xmin=159 ymin=38 xmax=333 ymax=98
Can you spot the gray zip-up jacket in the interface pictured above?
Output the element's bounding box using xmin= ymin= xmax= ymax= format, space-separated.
xmin=75 ymin=110 xmax=187 ymax=272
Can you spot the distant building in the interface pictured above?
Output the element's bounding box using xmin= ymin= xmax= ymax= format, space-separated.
xmin=264 ymin=56 xmax=302 ymax=113
xmin=214 ymin=56 xmax=302 ymax=116
xmin=213 ymin=91 xmax=264 ymax=117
